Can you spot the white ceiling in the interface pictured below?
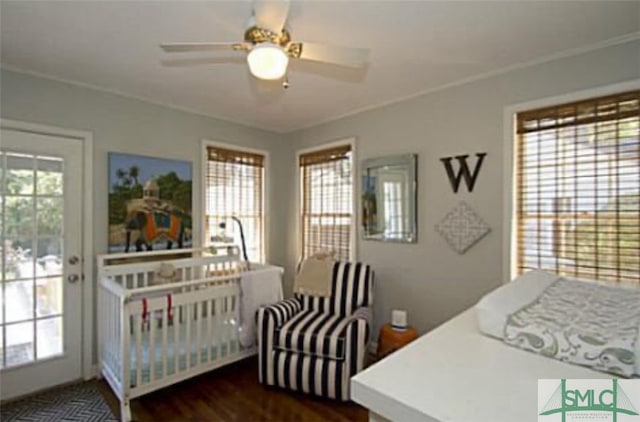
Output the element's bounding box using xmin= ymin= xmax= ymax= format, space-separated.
xmin=1 ymin=1 xmax=639 ymax=133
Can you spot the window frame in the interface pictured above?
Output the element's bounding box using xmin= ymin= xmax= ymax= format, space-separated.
xmin=200 ymin=139 xmax=269 ymax=263
xmin=296 ymin=138 xmax=357 ymax=262
xmin=503 ymin=80 xmax=640 ymax=284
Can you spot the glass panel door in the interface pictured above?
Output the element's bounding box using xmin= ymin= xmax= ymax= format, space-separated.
xmin=0 ymin=128 xmax=83 ymax=400
xmin=1 ymin=153 xmax=65 ymax=368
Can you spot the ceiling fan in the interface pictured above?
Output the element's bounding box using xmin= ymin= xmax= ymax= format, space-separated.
xmin=160 ymin=0 xmax=370 ymax=84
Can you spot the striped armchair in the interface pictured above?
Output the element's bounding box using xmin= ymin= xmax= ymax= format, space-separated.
xmin=257 ymin=262 xmax=373 ymax=401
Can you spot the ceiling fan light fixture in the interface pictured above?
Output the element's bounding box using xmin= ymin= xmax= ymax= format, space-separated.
xmin=247 ymin=42 xmax=288 ymax=80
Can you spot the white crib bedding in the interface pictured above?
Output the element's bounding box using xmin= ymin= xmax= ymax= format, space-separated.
xmin=129 ymin=320 xmax=240 ymax=387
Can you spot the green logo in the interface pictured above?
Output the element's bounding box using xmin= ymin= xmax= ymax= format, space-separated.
xmin=540 ymin=379 xmax=638 ymax=422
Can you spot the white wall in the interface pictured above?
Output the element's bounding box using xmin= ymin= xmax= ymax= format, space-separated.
xmin=0 ymin=68 xmax=290 ymax=362
xmin=285 ymin=39 xmax=640 ymax=336
xmin=2 ymin=38 xmax=638 ymax=354
xmin=0 ymin=69 xmax=290 ymax=264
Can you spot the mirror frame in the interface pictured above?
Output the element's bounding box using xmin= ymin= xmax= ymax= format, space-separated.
xmin=361 ymin=153 xmax=418 ymax=243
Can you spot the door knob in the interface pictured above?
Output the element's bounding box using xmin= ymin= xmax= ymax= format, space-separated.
xmin=68 ymin=274 xmax=80 ymax=283
xmin=68 ymin=256 xmax=80 ymax=265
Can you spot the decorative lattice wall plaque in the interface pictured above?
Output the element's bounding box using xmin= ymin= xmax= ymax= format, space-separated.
xmin=435 ymin=201 xmax=490 ymax=254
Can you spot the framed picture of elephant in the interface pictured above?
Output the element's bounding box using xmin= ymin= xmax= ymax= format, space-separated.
xmin=108 ymin=152 xmax=193 ymax=253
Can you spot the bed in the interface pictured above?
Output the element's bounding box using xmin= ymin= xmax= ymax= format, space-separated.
xmin=351 ymin=272 xmax=640 ymax=422
xmin=97 ymin=247 xmax=282 ymax=422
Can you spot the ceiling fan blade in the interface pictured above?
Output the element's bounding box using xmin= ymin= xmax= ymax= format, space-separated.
xmin=295 ymin=42 xmax=370 ymax=67
xmin=160 ymin=42 xmax=249 ymax=53
xmin=253 ymin=0 xmax=290 ymax=34
xmin=161 ymin=57 xmax=246 ymax=67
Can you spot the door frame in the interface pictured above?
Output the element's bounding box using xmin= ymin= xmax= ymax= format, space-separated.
xmin=0 ymin=118 xmax=94 ymax=381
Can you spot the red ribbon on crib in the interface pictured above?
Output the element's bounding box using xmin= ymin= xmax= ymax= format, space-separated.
xmin=167 ymin=294 xmax=173 ymax=323
xmin=142 ymin=298 xmax=148 ymax=324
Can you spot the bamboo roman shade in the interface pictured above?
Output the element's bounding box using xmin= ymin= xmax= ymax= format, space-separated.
xmin=205 ymin=146 xmax=265 ymax=262
xmin=515 ymin=90 xmax=640 ymax=285
xmin=300 ymin=145 xmax=353 ymax=261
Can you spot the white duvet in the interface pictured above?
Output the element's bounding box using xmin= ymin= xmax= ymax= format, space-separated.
xmin=475 ymin=270 xmax=640 ymax=376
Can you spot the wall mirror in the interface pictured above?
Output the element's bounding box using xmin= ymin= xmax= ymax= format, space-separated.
xmin=361 ymin=154 xmax=417 ymax=243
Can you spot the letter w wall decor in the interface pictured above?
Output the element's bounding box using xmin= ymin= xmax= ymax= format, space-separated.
xmin=440 ymin=153 xmax=487 ymax=193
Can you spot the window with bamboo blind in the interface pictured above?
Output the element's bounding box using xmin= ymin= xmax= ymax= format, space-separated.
xmin=299 ymin=144 xmax=353 ymax=262
xmin=515 ymin=90 xmax=640 ymax=285
xmin=205 ymin=145 xmax=265 ymax=262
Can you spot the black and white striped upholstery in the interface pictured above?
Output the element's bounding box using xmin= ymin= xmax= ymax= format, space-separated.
xmin=257 ymin=262 xmax=373 ymax=401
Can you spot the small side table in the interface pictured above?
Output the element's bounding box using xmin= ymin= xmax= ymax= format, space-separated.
xmin=377 ymin=323 xmax=419 ymax=360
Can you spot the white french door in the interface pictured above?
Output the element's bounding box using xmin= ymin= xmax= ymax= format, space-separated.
xmin=0 ymin=129 xmax=83 ymax=400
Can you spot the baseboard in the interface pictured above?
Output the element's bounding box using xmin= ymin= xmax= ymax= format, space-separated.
xmin=88 ymin=364 xmax=100 ymax=380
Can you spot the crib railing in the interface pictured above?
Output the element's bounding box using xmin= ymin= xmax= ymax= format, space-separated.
xmin=97 ymin=247 xmax=244 ymax=290
xmin=97 ymin=248 xmax=254 ymax=421
xmin=98 ymin=277 xmax=125 ymax=400
xmin=124 ymin=283 xmax=241 ymax=393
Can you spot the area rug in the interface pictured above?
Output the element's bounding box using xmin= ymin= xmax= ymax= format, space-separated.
xmin=0 ymin=381 xmax=116 ymax=422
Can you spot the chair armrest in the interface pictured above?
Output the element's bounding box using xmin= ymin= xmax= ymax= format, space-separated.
xmin=350 ymin=306 xmax=373 ymax=329
xmin=257 ymin=297 xmax=302 ymax=385
xmin=259 ymin=297 xmax=302 ymax=327
xmin=343 ymin=308 xmax=373 ymax=375
xmin=343 ymin=306 xmax=373 ymax=346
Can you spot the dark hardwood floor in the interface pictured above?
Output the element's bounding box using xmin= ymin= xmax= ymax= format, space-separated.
xmin=98 ymin=358 xmax=368 ymax=422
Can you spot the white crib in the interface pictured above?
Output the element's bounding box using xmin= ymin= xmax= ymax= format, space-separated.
xmin=97 ymin=247 xmax=263 ymax=421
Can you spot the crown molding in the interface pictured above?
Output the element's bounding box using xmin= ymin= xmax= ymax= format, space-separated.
xmin=0 ymin=63 xmax=287 ymax=134
xmin=2 ymin=32 xmax=639 ymax=135
xmin=287 ymin=32 xmax=640 ymax=133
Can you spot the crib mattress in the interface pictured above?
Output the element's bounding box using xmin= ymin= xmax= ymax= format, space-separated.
xmin=129 ymin=320 xmax=240 ymax=387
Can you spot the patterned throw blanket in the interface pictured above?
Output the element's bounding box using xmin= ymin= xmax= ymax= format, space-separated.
xmin=504 ymin=278 xmax=640 ymax=377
